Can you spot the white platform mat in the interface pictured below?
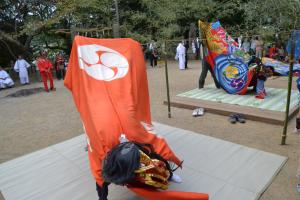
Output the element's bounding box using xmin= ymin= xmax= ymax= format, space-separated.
xmin=0 ymin=123 xmax=287 ymax=200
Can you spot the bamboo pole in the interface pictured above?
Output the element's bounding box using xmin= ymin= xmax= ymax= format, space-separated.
xmin=281 ymin=31 xmax=295 ymax=145
xmin=164 ymin=40 xmax=171 ymax=118
xmin=113 ymin=0 xmax=120 ymax=38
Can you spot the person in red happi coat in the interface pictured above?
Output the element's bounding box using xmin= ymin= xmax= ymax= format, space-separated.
xmin=37 ymin=51 xmax=55 ymax=92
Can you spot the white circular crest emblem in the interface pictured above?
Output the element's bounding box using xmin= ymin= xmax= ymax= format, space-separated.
xmin=77 ymin=44 xmax=129 ymax=81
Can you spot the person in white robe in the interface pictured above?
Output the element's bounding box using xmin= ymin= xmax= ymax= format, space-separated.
xmin=0 ymin=66 xmax=14 ymax=89
xmin=175 ymin=42 xmax=186 ymax=70
xmin=242 ymin=38 xmax=250 ymax=53
xmin=238 ymin=36 xmax=243 ymax=49
xmin=14 ymin=55 xmax=30 ymax=85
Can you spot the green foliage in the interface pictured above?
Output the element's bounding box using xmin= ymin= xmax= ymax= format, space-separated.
xmin=1 ymin=0 xmax=300 ymax=66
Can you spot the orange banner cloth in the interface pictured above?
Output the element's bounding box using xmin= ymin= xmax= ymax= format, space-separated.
xmin=129 ymin=186 xmax=209 ymax=200
xmin=64 ymin=36 xmax=208 ymax=200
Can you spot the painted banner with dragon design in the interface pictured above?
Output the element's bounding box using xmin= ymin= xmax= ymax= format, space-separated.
xmin=199 ymin=20 xmax=254 ymax=95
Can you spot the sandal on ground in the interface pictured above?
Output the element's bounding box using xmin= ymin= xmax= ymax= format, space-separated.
xmin=192 ymin=108 xmax=205 ymax=117
xmin=236 ymin=114 xmax=246 ymax=123
xmin=229 ymin=114 xmax=237 ymax=124
xmin=192 ymin=109 xmax=198 ymax=117
xmin=197 ymin=108 xmax=204 ymax=116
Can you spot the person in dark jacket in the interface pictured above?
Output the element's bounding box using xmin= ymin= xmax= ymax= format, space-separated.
xmin=184 ymin=40 xmax=189 ymax=69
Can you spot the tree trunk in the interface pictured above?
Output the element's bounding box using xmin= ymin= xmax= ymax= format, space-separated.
xmin=0 ymin=30 xmax=31 ymax=59
xmin=24 ymin=35 xmax=33 ymax=50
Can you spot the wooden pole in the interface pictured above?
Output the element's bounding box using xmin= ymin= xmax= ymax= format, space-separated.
xmin=113 ymin=0 xmax=120 ymax=38
xmin=164 ymin=40 xmax=171 ymax=118
xmin=281 ymin=31 xmax=295 ymax=145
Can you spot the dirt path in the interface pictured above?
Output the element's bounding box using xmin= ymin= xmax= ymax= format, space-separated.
xmin=0 ymin=60 xmax=299 ymax=199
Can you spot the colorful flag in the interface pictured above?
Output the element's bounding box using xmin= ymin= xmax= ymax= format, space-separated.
xmin=286 ymin=30 xmax=300 ymax=60
xmin=199 ymin=20 xmax=254 ymax=94
xmin=262 ymin=57 xmax=300 ymax=76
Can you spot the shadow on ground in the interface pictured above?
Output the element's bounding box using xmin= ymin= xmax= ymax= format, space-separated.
xmin=5 ymin=87 xmax=44 ymax=98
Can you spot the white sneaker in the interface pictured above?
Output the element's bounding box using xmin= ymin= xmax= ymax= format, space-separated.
xmin=192 ymin=108 xmax=204 ymax=117
xmin=197 ymin=108 xmax=204 ymax=116
xmin=192 ymin=109 xmax=198 ymax=117
xmin=170 ymin=173 xmax=182 ymax=183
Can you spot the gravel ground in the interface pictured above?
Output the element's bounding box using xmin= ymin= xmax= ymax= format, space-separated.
xmin=0 ymin=60 xmax=299 ymax=200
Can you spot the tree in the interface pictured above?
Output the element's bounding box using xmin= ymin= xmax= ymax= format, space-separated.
xmin=1 ymin=0 xmax=300 ymax=67
xmin=0 ymin=0 xmax=57 ymax=64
